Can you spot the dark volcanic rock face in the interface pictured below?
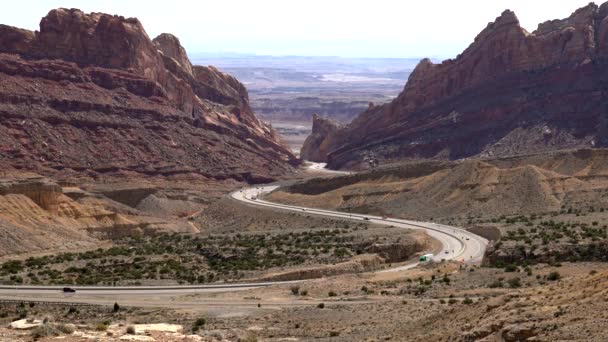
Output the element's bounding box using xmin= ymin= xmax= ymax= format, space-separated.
xmin=0 ymin=8 xmax=296 ymax=181
xmin=302 ymin=3 xmax=608 ymax=169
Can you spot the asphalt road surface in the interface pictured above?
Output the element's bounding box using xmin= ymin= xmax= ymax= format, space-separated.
xmin=232 ymin=185 xmax=488 ymax=272
xmin=0 ymin=183 xmax=487 ymax=300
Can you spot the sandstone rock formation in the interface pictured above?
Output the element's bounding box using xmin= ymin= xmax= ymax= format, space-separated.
xmin=302 ymin=2 xmax=608 ymax=169
xmin=0 ymin=8 xmax=296 ymax=182
xmin=300 ymin=114 xmax=342 ymax=162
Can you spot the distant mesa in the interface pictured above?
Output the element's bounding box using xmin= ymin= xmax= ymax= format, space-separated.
xmin=0 ymin=8 xmax=296 ymax=182
xmin=301 ymin=2 xmax=608 ymax=169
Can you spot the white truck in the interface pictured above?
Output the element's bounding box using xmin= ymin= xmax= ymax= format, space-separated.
xmin=419 ymin=253 xmax=434 ymax=262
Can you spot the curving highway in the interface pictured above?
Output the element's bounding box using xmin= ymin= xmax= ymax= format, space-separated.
xmin=0 ymin=183 xmax=487 ymax=298
xmin=232 ymin=185 xmax=488 ymax=272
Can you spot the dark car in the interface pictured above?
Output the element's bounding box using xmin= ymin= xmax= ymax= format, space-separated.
xmin=62 ymin=287 xmax=76 ymax=293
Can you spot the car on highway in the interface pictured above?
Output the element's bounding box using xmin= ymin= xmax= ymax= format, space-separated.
xmin=363 ymin=217 xmax=370 ymax=221
xmin=62 ymin=287 xmax=76 ymax=293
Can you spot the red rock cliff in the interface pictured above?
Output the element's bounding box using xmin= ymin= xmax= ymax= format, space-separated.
xmin=303 ymin=3 xmax=608 ymax=169
xmin=0 ymin=8 xmax=296 ymax=182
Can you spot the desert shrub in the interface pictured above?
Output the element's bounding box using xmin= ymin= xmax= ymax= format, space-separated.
xmin=508 ymin=277 xmax=521 ymax=288
xmin=463 ymin=297 xmax=473 ymax=305
xmin=328 ymin=291 xmax=337 ymax=297
xmin=31 ymin=324 xmax=59 ymax=339
xmin=57 ymin=324 xmax=74 ymax=334
xmin=95 ymin=323 xmax=108 ymax=331
xmin=317 ymin=303 xmax=325 ymax=309
xmin=1 ymin=260 xmax=23 ymax=274
xmin=300 ymin=289 xmax=308 ymax=296
xmin=547 ymin=272 xmax=561 ymax=281
xmin=329 ymin=331 xmax=340 ymax=337
xmin=290 ymin=286 xmax=300 ymax=295
xmin=194 ymin=317 xmax=206 ymax=327
xmin=488 ymin=280 xmax=502 ymax=288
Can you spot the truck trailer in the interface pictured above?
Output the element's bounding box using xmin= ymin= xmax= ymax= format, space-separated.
xmin=419 ymin=253 xmax=434 ymax=262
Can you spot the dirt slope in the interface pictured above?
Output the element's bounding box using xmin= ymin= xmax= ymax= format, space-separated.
xmin=269 ymin=149 xmax=608 ymax=221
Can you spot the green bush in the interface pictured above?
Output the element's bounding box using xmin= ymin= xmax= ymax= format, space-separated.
xmin=547 ymin=272 xmax=561 ymax=281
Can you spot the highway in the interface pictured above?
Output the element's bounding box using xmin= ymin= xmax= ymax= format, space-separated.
xmin=304 ymin=161 xmax=352 ymax=175
xmin=0 ymin=281 xmax=300 ymax=296
xmin=232 ymin=185 xmax=488 ymax=272
xmin=0 ymin=183 xmax=487 ymax=298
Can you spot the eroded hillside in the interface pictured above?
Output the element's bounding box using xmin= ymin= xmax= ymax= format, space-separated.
xmin=302 ymin=3 xmax=608 ymax=169
xmin=270 ymin=149 xmax=608 ymax=221
xmin=0 ymin=8 xmax=296 ymax=183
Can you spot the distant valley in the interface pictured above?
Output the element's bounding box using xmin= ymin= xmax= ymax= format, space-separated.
xmin=190 ymin=54 xmax=421 ymax=153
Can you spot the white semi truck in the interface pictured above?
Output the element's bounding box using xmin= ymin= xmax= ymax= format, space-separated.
xmin=419 ymin=253 xmax=434 ymax=262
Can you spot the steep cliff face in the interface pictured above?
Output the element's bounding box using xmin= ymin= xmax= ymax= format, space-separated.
xmin=303 ymin=3 xmax=608 ymax=169
xmin=300 ymin=114 xmax=343 ymax=162
xmin=0 ymin=8 xmax=295 ymax=182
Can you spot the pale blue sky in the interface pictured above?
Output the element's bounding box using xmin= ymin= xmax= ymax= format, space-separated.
xmin=0 ymin=0 xmax=595 ymax=58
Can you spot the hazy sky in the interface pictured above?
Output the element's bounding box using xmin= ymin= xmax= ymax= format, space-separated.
xmin=0 ymin=0 xmax=596 ymax=58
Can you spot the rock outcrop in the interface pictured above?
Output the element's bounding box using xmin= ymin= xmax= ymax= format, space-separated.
xmin=302 ymin=2 xmax=608 ymax=169
xmin=300 ymin=114 xmax=342 ymax=162
xmin=0 ymin=8 xmax=296 ymax=182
